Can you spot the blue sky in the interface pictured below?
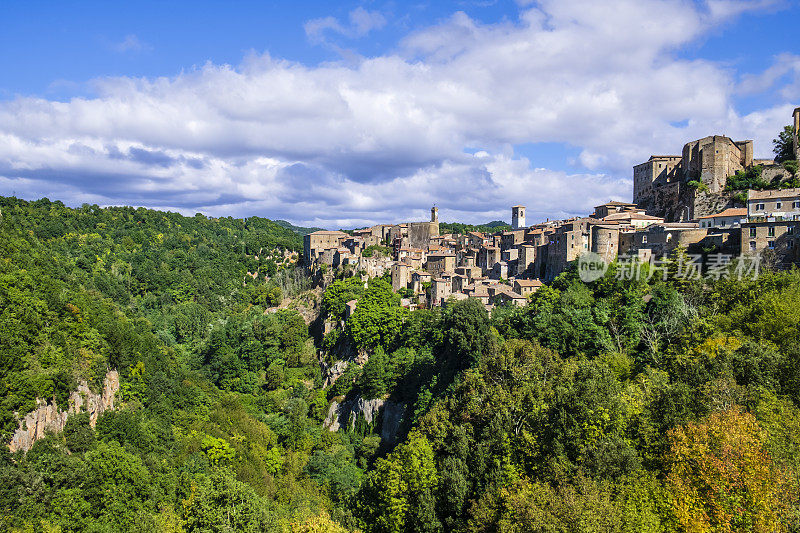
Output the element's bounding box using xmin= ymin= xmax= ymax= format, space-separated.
xmin=0 ymin=0 xmax=798 ymax=227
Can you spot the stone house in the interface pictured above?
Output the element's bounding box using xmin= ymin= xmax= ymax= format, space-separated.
xmin=594 ymin=201 xmax=640 ymax=219
xmin=430 ymin=276 xmax=453 ymax=307
xmin=741 ymin=220 xmax=800 ymax=267
xmin=426 ymin=252 xmax=456 ymax=278
xmin=391 ymin=263 xmax=411 ymax=292
xmin=478 ymin=246 xmax=501 ymax=273
xmin=747 ymin=188 xmax=800 ymax=220
xmin=491 ymin=286 xmax=528 ymax=307
xmin=513 ymin=279 xmax=542 ymax=297
xmin=411 ymin=270 xmax=432 ymax=295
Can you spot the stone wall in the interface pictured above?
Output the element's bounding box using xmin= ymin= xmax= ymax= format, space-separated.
xmin=9 ymin=370 xmax=120 ymax=452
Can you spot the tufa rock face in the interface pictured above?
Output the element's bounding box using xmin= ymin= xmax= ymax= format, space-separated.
xmin=323 ymin=395 xmax=406 ymax=445
xmin=322 ymin=360 xmax=349 ymax=388
xmin=9 ymin=370 xmax=120 ymax=453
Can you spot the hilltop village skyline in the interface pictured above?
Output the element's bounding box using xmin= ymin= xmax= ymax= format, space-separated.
xmin=305 ymin=107 xmax=800 ymax=310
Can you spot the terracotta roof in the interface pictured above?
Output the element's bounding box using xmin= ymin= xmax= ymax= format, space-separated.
xmin=697 ymin=208 xmax=747 ymax=220
xmin=602 ymin=212 xmax=661 ymax=221
xmin=748 ymin=188 xmax=800 ymax=200
xmin=599 ymin=200 xmax=638 ymax=206
xmin=494 ymin=286 xmax=526 ymax=299
xmin=310 ymin=230 xmax=348 ymax=235
xmin=515 ymin=279 xmax=543 ymax=287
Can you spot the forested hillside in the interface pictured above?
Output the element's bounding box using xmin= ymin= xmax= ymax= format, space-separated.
xmin=3 ymin=197 xmax=800 ymax=531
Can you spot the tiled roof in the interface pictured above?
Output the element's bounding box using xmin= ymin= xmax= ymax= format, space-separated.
xmin=748 ymin=188 xmax=800 ymax=200
xmin=697 ymin=208 xmax=747 ymax=220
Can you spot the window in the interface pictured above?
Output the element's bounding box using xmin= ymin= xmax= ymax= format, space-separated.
xmin=750 ymin=227 xmax=756 ymax=238
xmin=721 ymin=220 xmax=726 ymax=227
xmin=750 ymin=241 xmax=757 ymax=251
xmin=793 ymin=201 xmax=800 ymax=209
xmin=768 ymin=226 xmax=775 ymax=237
xmin=756 ymin=203 xmax=765 ymax=211
xmin=776 ymin=201 xmax=782 ymax=209
xmin=768 ymin=241 xmax=775 ymax=249
xmin=642 ymin=235 xmax=648 ymax=244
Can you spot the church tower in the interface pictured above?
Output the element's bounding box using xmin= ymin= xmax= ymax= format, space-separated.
xmin=512 ymin=205 xmax=526 ymax=230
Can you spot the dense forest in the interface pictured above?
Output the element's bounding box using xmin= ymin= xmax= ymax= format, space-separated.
xmin=2 ymin=196 xmax=800 ymax=532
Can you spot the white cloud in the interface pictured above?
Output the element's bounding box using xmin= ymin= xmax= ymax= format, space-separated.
xmin=305 ymin=7 xmax=387 ymax=44
xmin=0 ymin=0 xmax=795 ymax=227
xmin=111 ymin=34 xmax=151 ymax=53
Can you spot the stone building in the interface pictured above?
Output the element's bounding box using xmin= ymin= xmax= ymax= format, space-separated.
xmin=430 ymin=276 xmax=453 ymax=307
xmin=500 ymin=230 xmax=525 ymax=251
xmin=517 ymin=244 xmax=536 ymax=277
xmin=621 ymin=223 xmax=708 ymax=257
xmin=426 ymin=252 xmax=456 ymax=278
xmin=633 ymin=136 xmax=757 ymax=221
xmin=594 ymin=200 xmax=640 ymax=219
xmin=513 ymin=279 xmax=542 ymax=297
xmin=634 ymin=109 xmax=800 ymax=222
xmin=747 ymin=188 xmax=800 ymax=220
xmin=304 ymin=230 xmax=349 ymax=264
xmin=633 ymin=157 xmax=682 ymax=204
xmin=741 ymin=220 xmax=800 ymax=267
xmin=478 ymin=246 xmax=501 ymax=272
xmin=408 ymin=207 xmax=440 ymax=249
xmin=391 ymin=263 xmax=411 ymax=292
xmin=491 ymin=286 xmax=528 ymax=307
xmin=697 ymin=208 xmax=747 ymax=229
xmin=683 ymin=136 xmax=754 ymax=193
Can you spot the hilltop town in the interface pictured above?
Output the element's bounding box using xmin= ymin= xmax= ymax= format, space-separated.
xmin=305 ymin=108 xmax=800 ymax=310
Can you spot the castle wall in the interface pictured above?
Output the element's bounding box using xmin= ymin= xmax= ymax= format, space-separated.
xmin=408 ymin=221 xmax=439 ymax=249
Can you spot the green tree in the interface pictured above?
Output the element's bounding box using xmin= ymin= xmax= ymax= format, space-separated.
xmin=774 ymin=125 xmax=796 ymax=163
xmin=63 ymin=412 xmax=95 ymax=454
xmin=360 ymin=347 xmax=388 ymax=399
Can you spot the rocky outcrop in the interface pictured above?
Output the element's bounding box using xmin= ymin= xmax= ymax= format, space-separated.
xmin=9 ymin=370 xmax=120 ymax=453
xmin=323 ymin=395 xmax=406 ymax=445
xmin=322 ymin=360 xmax=349 ymax=388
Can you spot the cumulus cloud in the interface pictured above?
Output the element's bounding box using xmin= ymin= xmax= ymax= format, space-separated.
xmin=0 ymin=0 xmax=795 ymax=227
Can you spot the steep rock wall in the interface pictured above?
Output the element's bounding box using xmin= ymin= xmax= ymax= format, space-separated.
xmin=323 ymin=395 xmax=405 ymax=445
xmin=9 ymin=370 xmax=120 ymax=452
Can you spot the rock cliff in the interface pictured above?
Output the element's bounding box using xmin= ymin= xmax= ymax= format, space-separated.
xmin=9 ymin=370 xmax=120 ymax=452
xmin=324 ymin=395 xmax=405 ymax=445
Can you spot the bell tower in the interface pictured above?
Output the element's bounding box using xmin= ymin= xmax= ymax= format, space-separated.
xmin=512 ymin=205 xmax=526 ymax=230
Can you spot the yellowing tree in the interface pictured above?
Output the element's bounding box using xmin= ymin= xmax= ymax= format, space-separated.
xmin=666 ymin=407 xmax=796 ymax=532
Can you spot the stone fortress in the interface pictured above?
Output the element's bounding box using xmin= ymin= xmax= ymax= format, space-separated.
xmin=635 ymin=110 xmax=800 ymax=222
xmin=304 ymin=108 xmax=800 ymax=311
